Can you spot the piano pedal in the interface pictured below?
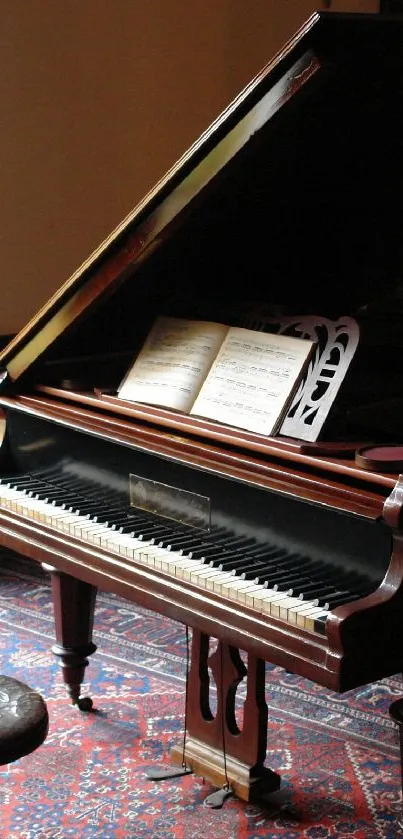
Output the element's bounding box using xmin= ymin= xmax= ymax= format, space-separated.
xmin=203 ymin=784 xmax=234 ymax=809
xmin=145 ymin=765 xmax=193 ymax=781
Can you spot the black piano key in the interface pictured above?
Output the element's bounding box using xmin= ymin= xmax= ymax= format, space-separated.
xmin=319 ymin=592 xmax=360 ymax=609
xmin=118 ymin=512 xmax=169 ymax=529
xmin=216 ymin=548 xmax=292 ymax=573
xmin=123 ymin=518 xmax=211 ymax=549
xmin=187 ymin=539 xmax=236 ymax=558
xmin=1 ymin=476 xmax=34 ymax=486
xmin=245 ymin=555 xmax=318 ymax=579
xmin=161 ymin=527 xmax=225 ymax=547
xmin=254 ymin=565 xmax=315 ymax=587
xmin=300 ymin=583 xmax=343 ymax=599
xmin=307 ymin=612 xmax=329 ymax=633
xmin=320 ymin=585 xmax=373 ymax=609
xmin=205 ymin=535 xmax=257 ymax=552
xmin=275 ymin=578 xmax=337 ymax=598
xmin=206 ymin=553 xmax=271 ymax=572
xmin=213 ymin=544 xmax=281 ymax=566
xmin=227 ymin=560 xmax=274 ymax=578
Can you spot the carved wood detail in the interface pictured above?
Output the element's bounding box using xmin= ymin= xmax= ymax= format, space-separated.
xmin=45 ymin=565 xmax=97 ymax=707
xmin=171 ymin=630 xmax=280 ymax=801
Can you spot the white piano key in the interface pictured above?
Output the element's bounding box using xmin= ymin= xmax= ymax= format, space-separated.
xmin=215 ymin=577 xmax=261 ymax=600
xmin=302 ymin=608 xmax=330 ymax=632
xmin=270 ymin=594 xmax=305 ymax=619
xmin=259 ymin=590 xmax=296 ymax=615
xmin=236 ymin=583 xmax=266 ymax=603
xmin=295 ymin=603 xmax=329 ymax=628
xmin=285 ymin=599 xmax=319 ymax=624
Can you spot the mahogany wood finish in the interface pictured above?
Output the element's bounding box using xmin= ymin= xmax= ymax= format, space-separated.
xmin=43 ymin=565 xmax=97 ymax=709
xmin=37 ymin=386 xmax=395 ymax=490
xmin=0 ymin=393 xmax=393 ymax=518
xmin=382 ymin=480 xmax=403 ymax=530
xmin=355 ymin=446 xmax=403 ymax=473
xmin=171 ymin=631 xmax=281 ymax=801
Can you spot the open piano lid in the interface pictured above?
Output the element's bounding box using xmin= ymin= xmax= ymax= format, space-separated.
xmin=1 ymin=10 xmax=403 ymax=390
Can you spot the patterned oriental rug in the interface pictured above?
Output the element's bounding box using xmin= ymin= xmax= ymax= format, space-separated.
xmin=0 ymin=555 xmax=402 ymax=839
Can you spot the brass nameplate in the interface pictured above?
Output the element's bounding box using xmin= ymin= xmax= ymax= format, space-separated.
xmin=129 ymin=473 xmax=211 ymax=530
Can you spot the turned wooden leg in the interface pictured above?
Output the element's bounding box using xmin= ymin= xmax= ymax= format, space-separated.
xmin=171 ymin=630 xmax=280 ymax=802
xmin=389 ymin=698 xmax=403 ymax=832
xmin=44 ymin=565 xmax=97 ymax=710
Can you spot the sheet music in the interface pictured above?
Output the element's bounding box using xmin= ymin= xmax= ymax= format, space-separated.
xmin=191 ymin=327 xmax=314 ymax=435
xmin=118 ymin=316 xmax=228 ymax=412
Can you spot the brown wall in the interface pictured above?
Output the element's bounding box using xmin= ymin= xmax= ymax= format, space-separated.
xmin=0 ymin=0 xmax=379 ymax=333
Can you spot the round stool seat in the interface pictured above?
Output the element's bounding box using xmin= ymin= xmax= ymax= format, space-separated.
xmin=0 ymin=675 xmax=49 ymax=765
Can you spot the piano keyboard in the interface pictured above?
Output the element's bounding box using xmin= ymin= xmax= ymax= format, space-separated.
xmin=0 ymin=472 xmax=376 ymax=635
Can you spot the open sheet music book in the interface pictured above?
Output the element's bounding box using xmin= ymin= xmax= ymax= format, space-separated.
xmin=118 ymin=316 xmax=316 ymax=437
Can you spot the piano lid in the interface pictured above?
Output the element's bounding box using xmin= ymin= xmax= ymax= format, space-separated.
xmin=1 ymin=10 xmax=403 ymax=384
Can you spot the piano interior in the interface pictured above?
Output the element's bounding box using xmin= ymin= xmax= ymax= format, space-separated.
xmin=28 ymin=14 xmax=403 ymax=441
xmin=1 ymin=11 xmax=403 ymax=804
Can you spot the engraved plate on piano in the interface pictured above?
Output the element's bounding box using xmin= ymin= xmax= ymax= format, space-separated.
xmin=129 ymin=473 xmax=211 ymax=530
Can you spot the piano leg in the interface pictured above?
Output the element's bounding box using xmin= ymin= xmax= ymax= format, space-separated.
xmin=389 ymin=698 xmax=403 ymax=831
xmin=171 ymin=629 xmax=281 ymax=802
xmin=44 ymin=565 xmax=97 ymax=711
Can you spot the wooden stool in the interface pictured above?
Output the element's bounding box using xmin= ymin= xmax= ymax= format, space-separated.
xmin=389 ymin=698 xmax=403 ymax=831
xmin=0 ymin=674 xmax=49 ymax=765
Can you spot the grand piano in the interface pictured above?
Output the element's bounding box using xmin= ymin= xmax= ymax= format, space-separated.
xmin=0 ymin=8 xmax=403 ymax=807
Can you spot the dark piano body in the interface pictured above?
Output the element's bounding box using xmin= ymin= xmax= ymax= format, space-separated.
xmin=1 ymin=9 xmax=403 ymax=804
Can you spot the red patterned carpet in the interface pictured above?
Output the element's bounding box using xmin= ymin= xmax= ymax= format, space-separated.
xmin=0 ymin=554 xmax=402 ymax=838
